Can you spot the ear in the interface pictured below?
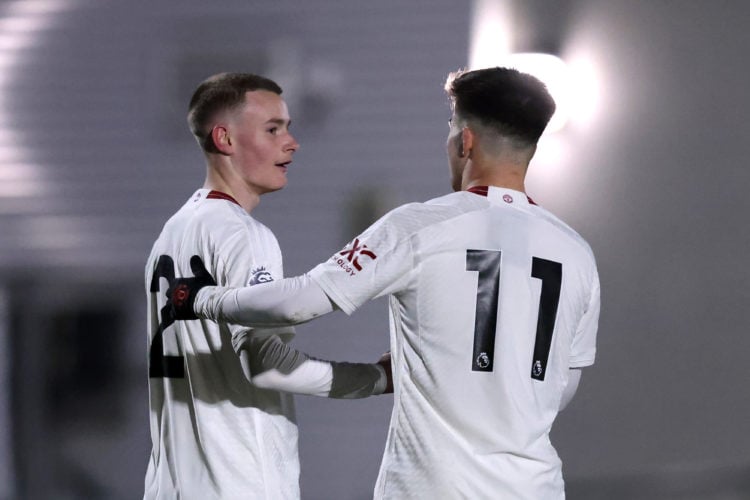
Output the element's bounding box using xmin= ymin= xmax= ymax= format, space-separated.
xmin=460 ymin=127 xmax=474 ymax=158
xmin=210 ymin=125 xmax=233 ymax=155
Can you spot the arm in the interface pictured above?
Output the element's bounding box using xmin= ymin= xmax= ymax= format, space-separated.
xmin=193 ymin=207 xmax=417 ymax=326
xmin=559 ymin=368 xmax=582 ymax=411
xmin=194 ymin=274 xmax=333 ymax=327
xmin=178 ymin=268 xmax=390 ymax=397
xmin=237 ymin=333 xmax=390 ymax=398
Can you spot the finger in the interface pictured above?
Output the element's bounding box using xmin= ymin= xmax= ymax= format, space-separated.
xmin=190 ymin=255 xmax=216 ymax=284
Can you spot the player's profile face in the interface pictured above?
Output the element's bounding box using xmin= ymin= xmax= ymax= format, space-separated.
xmin=227 ymin=90 xmax=299 ymax=196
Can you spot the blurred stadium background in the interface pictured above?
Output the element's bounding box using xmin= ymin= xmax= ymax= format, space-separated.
xmin=1 ymin=0 xmax=749 ymax=498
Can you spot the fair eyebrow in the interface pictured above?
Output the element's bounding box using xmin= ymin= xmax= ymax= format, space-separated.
xmin=265 ymin=118 xmax=291 ymax=127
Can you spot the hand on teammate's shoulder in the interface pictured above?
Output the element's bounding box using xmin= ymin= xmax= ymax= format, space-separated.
xmin=170 ymin=255 xmax=217 ymax=320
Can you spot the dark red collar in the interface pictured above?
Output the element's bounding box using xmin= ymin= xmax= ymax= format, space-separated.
xmin=206 ymin=190 xmax=241 ymax=206
xmin=466 ymin=185 xmax=537 ymax=205
xmin=467 ymin=185 xmax=489 ymax=197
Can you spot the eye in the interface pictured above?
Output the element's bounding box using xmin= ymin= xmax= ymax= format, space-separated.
xmin=267 ymin=127 xmax=278 ymax=135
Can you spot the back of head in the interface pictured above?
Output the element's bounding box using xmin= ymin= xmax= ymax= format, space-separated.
xmin=445 ymin=67 xmax=556 ymax=147
xmin=187 ymin=72 xmax=283 ymax=153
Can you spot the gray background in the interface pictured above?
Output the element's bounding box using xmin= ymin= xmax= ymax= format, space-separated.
xmin=1 ymin=0 xmax=749 ymax=498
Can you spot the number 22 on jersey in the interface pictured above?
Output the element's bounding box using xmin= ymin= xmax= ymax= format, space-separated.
xmin=149 ymin=255 xmax=185 ymax=378
xmin=148 ymin=254 xmax=216 ymax=378
xmin=466 ymin=249 xmax=562 ymax=381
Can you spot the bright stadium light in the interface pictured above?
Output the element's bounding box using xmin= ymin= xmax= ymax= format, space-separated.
xmin=495 ymin=52 xmax=571 ymax=133
xmin=467 ymin=0 xmax=601 ymax=136
xmin=468 ymin=0 xmax=513 ymax=70
xmin=468 ymin=0 xmax=572 ymax=133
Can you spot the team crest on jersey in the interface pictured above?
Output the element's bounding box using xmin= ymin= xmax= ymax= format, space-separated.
xmin=332 ymin=238 xmax=377 ymax=276
xmin=248 ymin=266 xmax=273 ymax=286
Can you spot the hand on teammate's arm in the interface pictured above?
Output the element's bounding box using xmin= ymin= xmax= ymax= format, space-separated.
xmin=169 ymin=264 xmax=390 ymax=397
xmin=237 ymin=334 xmax=391 ymax=398
xmin=328 ymin=351 xmax=391 ymax=398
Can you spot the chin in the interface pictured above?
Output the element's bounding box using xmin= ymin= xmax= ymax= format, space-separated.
xmin=257 ymin=181 xmax=287 ymax=195
xmin=270 ymin=179 xmax=288 ymax=192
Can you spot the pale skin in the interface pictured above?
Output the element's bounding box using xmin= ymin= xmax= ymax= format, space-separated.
xmin=202 ymin=90 xmax=300 ymax=213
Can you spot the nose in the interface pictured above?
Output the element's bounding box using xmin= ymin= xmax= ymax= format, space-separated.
xmin=286 ymin=133 xmax=300 ymax=153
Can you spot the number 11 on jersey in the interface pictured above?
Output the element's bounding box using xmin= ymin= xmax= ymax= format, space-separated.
xmin=466 ymin=250 xmax=562 ymax=381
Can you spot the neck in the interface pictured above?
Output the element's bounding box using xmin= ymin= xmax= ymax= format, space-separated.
xmin=461 ymin=160 xmax=527 ymax=193
xmin=203 ymin=157 xmax=260 ymax=213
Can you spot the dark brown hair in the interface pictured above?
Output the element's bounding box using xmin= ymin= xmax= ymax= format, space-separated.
xmin=445 ymin=67 xmax=556 ymax=144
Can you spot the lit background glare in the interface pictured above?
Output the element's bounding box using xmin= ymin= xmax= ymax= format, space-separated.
xmin=468 ymin=0 xmax=602 ymax=137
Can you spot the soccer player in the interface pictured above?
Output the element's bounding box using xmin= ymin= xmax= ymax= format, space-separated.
xmin=180 ymin=68 xmax=600 ymax=499
xmin=144 ymin=73 xmax=390 ymax=500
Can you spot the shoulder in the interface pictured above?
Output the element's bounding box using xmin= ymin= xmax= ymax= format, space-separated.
xmin=530 ymin=205 xmax=597 ymax=263
xmin=373 ymin=192 xmax=483 ymax=237
xmin=194 ymin=200 xmax=277 ymax=244
xmin=153 ymin=194 xmax=280 ymax=260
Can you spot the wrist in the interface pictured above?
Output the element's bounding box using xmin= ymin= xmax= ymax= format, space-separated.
xmin=372 ymin=363 xmax=388 ymax=395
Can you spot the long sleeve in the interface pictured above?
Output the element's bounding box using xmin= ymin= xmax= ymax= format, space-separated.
xmin=195 ymin=274 xmax=334 ymax=327
xmin=237 ymin=333 xmax=388 ymax=399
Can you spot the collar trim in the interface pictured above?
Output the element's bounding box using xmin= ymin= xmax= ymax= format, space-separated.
xmin=206 ymin=190 xmax=241 ymax=206
xmin=467 ymin=185 xmax=537 ymax=206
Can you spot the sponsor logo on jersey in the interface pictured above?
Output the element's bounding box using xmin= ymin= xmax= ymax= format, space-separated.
xmin=333 ymin=238 xmax=377 ymax=276
xmin=503 ymin=194 xmax=514 ymax=203
xmin=248 ymin=266 xmax=274 ymax=286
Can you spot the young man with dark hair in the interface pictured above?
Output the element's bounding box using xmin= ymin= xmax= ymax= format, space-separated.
xmin=144 ymin=72 xmax=390 ymax=499
xmin=180 ymin=67 xmax=600 ymax=499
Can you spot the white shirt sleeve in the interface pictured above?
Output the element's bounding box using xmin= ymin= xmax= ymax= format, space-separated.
xmin=308 ymin=209 xmax=416 ymax=315
xmin=569 ymin=270 xmax=600 ymax=368
xmin=197 ymin=207 xmax=417 ymax=322
xmin=214 ymin=217 xmax=298 ymax=341
xmin=559 ymin=368 xmax=582 ymax=410
xmin=196 ymin=274 xmax=336 ymax=327
xmin=236 ymin=333 xmax=388 ymax=398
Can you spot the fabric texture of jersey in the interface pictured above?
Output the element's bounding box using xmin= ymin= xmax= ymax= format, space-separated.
xmin=309 ymin=186 xmax=600 ymax=500
xmin=144 ymin=189 xmax=298 ymax=500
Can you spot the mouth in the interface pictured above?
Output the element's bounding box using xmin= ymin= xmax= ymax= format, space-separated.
xmin=276 ymin=161 xmax=291 ymax=170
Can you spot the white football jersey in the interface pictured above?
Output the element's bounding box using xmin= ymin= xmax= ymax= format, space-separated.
xmin=144 ymin=189 xmax=299 ymax=500
xmin=310 ymin=186 xmax=600 ymax=500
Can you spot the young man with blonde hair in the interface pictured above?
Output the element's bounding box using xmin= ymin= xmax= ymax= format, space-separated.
xmin=144 ymin=73 xmax=389 ymax=500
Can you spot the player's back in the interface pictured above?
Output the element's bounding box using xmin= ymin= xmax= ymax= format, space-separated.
xmin=144 ymin=189 xmax=299 ymax=500
xmin=375 ymin=186 xmax=599 ymax=499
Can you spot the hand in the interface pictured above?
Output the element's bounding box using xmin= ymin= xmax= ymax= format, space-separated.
xmin=169 ymin=255 xmax=217 ymax=320
xmin=376 ymin=351 xmax=394 ymax=394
